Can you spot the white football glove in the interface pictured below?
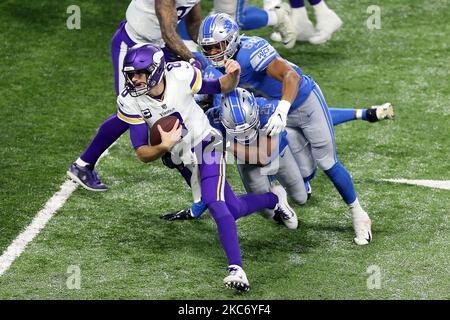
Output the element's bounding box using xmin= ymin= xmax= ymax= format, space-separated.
xmin=265 ymin=100 xmax=291 ymax=136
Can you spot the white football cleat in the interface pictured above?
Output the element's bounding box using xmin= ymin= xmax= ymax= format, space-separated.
xmin=271 ymin=185 xmax=298 ymax=229
xmin=375 ymin=102 xmax=395 ymax=120
xmin=271 ymin=3 xmax=297 ymax=49
xmin=263 ymin=0 xmax=282 ymax=10
xmin=270 ymin=31 xmax=282 ymax=42
xmin=308 ymin=7 xmax=343 ymax=45
xmin=291 ymin=8 xmax=317 ymax=42
xmin=351 ymin=208 xmax=373 ymax=245
xmin=224 ymin=265 xmax=250 ymax=292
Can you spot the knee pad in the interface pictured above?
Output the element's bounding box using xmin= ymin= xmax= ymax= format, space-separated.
xmin=316 ymin=156 xmax=337 ymax=172
xmin=289 ymin=190 xmax=308 ymax=205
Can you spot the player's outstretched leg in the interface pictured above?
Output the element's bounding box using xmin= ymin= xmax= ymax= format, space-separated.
xmin=292 ymin=85 xmax=373 ymax=244
xmin=67 ymin=114 xmax=128 ymax=191
xmin=288 ymin=0 xmax=316 ymax=41
xmin=271 ymin=3 xmax=297 ymax=48
xmin=308 ymin=0 xmax=343 ymax=45
xmin=365 ymin=103 xmax=395 ymax=122
xmin=222 ymin=181 xmax=298 ymax=229
xmin=329 ymin=103 xmax=395 ymax=125
xmin=324 ymin=162 xmax=372 ymax=245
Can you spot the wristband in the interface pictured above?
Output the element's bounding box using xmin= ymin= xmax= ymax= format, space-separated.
xmin=278 ymin=100 xmax=291 ymax=114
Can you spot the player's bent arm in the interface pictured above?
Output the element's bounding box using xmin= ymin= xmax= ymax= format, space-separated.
xmin=219 ymin=60 xmax=241 ymax=93
xmin=230 ymin=135 xmax=278 ymax=167
xmin=155 ymin=0 xmax=193 ymax=61
xmin=136 ymin=144 xmax=171 ymax=163
xmin=132 ymin=121 xmax=182 ymax=163
xmin=266 ymin=57 xmax=300 ymax=106
xmin=184 ymin=3 xmax=202 ymax=43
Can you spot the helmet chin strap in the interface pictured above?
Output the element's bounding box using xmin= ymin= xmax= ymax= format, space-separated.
xmin=148 ymin=76 xmax=166 ymax=100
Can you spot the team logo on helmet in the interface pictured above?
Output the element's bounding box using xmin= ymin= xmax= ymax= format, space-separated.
xmin=198 ymin=13 xmax=240 ymax=68
xmin=220 ymin=88 xmax=260 ymax=144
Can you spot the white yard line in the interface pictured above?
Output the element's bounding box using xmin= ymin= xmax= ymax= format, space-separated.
xmin=0 ymin=147 xmax=113 ymax=276
xmin=382 ymin=179 xmax=450 ymax=190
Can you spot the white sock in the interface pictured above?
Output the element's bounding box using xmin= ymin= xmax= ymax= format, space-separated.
xmin=349 ymin=198 xmax=369 ymax=218
xmin=75 ymin=158 xmax=90 ymax=167
xmin=355 ymin=109 xmax=363 ymax=120
xmin=292 ymin=6 xmax=309 ymax=20
xmin=266 ymin=9 xmax=278 ymax=26
xmin=349 ymin=198 xmax=361 ymax=210
xmin=312 ymin=1 xmax=329 ymax=14
xmin=264 ymin=0 xmax=282 ymax=11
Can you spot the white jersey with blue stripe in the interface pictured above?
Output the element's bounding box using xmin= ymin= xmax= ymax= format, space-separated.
xmin=233 ymin=36 xmax=315 ymax=112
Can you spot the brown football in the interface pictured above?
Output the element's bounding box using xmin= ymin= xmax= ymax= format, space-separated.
xmin=149 ymin=115 xmax=180 ymax=146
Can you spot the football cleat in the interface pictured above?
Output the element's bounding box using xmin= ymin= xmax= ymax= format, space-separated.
xmin=160 ymin=209 xmax=195 ymax=221
xmin=272 ymin=3 xmax=297 ymax=49
xmin=270 ymin=185 xmax=298 ymax=229
xmin=67 ymin=162 xmax=108 ymax=192
xmin=305 ymin=181 xmax=312 ymax=200
xmin=351 ymin=208 xmax=373 ymax=245
xmin=308 ymin=7 xmax=343 ymax=45
xmin=223 ymin=265 xmax=250 ymax=292
xmin=270 ymin=31 xmax=282 ymax=43
xmin=291 ymin=8 xmax=317 ymax=42
xmin=366 ymin=102 xmax=395 ymax=122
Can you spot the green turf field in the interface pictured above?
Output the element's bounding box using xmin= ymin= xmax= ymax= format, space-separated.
xmin=0 ymin=0 xmax=448 ymax=299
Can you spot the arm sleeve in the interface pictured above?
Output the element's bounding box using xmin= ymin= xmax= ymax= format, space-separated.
xmin=197 ymin=78 xmax=222 ymax=95
xmin=129 ymin=123 xmax=149 ymax=150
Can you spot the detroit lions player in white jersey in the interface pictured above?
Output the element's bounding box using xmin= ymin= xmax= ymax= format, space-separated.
xmin=198 ymin=13 xmax=374 ymax=246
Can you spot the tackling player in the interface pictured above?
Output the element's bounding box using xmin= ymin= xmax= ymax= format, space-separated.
xmin=161 ymin=87 xmax=394 ymax=221
xmin=117 ymin=43 xmax=298 ymax=292
xmin=197 ymin=13 xmax=375 ymax=246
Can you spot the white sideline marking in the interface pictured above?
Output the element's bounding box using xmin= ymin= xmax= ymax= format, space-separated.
xmin=0 ymin=147 xmax=113 ymax=276
xmin=382 ymin=179 xmax=450 ymax=190
xmin=0 ymin=180 xmax=78 ymax=275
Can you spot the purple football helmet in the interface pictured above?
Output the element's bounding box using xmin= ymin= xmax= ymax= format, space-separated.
xmin=122 ymin=43 xmax=166 ymax=97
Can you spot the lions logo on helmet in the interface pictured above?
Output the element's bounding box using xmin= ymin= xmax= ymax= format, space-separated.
xmin=198 ymin=13 xmax=240 ymax=68
xmin=220 ymin=88 xmax=260 ymax=144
